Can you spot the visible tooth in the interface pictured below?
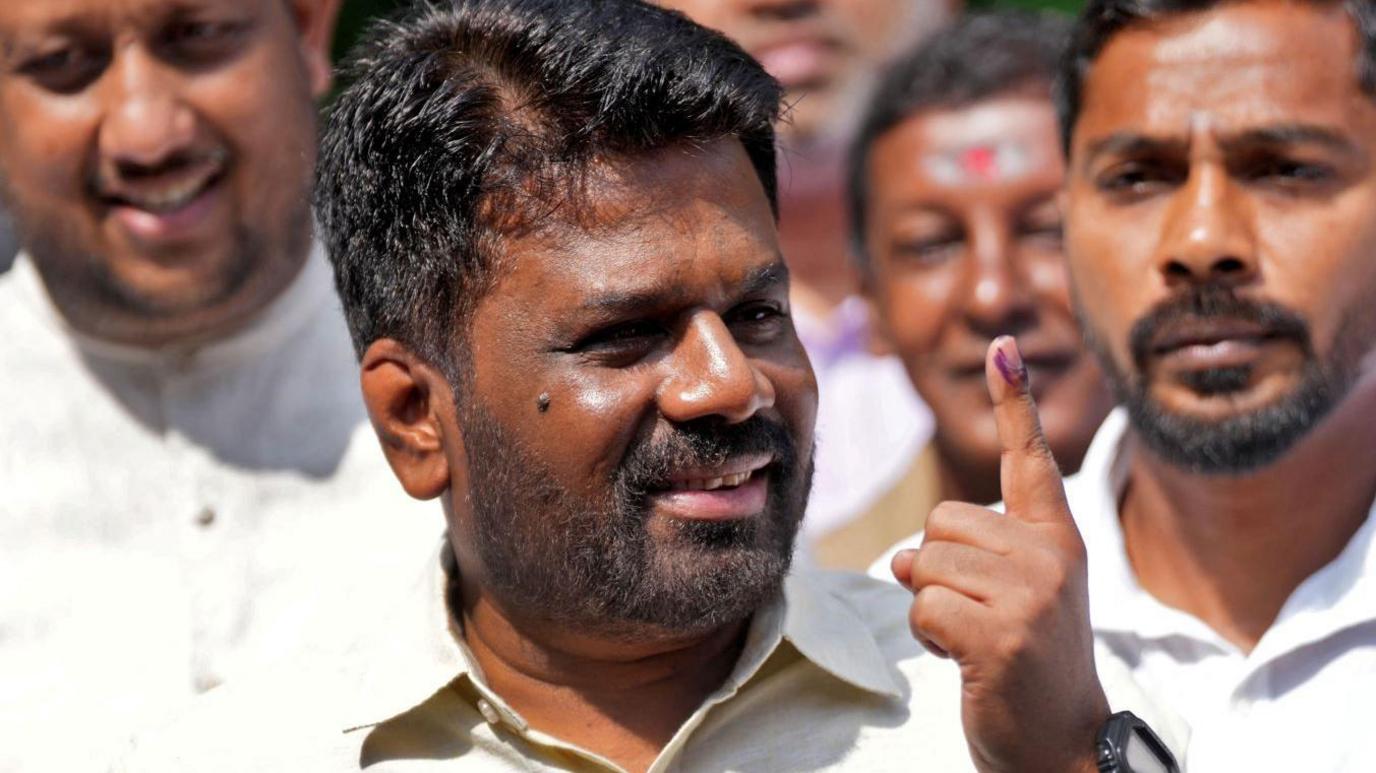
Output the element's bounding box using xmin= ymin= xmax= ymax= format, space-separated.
xmin=703 ymin=477 xmax=724 ymax=491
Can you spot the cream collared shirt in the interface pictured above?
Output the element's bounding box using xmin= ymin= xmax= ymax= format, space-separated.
xmin=874 ymin=410 xmax=1376 ymax=772
xmin=0 ymin=250 xmax=440 ymax=772
xmin=119 ymin=549 xmax=1181 ymax=772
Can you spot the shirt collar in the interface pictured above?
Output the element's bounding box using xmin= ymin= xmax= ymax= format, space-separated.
xmin=10 ymin=239 xmax=335 ymax=375
xmin=341 ymin=544 xmax=904 ymax=733
xmin=1071 ymin=408 xmax=1376 ymax=659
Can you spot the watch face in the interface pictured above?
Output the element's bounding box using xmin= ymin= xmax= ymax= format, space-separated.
xmin=1125 ymin=729 xmax=1172 ymax=773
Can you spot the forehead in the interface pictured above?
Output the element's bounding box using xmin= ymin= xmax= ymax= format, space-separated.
xmin=1075 ymin=2 xmax=1365 ymax=147
xmin=871 ymin=96 xmax=1062 ymax=193
xmin=487 ymin=140 xmax=781 ymax=311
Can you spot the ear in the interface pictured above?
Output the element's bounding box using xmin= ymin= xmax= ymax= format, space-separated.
xmin=360 ymin=338 xmax=455 ymax=500
xmin=286 ymin=0 xmax=343 ymax=98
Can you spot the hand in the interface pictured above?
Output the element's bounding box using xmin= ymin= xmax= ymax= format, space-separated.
xmin=893 ymin=336 xmax=1109 ymax=773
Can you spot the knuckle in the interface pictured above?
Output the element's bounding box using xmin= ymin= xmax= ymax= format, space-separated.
xmin=925 ymin=502 xmax=961 ymax=535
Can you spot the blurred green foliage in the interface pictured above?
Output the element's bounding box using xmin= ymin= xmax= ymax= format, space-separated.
xmin=334 ymin=0 xmax=1086 ymax=60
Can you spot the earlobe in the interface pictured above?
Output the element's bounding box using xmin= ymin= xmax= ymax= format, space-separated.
xmin=360 ymin=339 xmax=454 ymax=500
xmin=289 ymin=0 xmax=343 ymax=98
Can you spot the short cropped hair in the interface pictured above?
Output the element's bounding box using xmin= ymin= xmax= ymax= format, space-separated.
xmin=1056 ymin=0 xmax=1376 ymax=154
xmin=847 ymin=11 xmax=1072 ymax=272
xmin=316 ymin=0 xmax=782 ymax=371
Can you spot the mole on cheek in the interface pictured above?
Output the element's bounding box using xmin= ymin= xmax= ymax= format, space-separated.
xmin=537 ymin=393 xmax=552 ymax=413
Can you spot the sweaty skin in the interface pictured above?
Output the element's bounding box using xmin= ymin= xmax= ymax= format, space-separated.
xmin=1065 ymin=0 xmax=1376 ymax=649
xmin=864 ymin=94 xmax=1111 ymax=505
xmin=363 ymin=139 xmax=816 ymax=773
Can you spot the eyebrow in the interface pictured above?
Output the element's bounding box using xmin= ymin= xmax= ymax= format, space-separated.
xmin=578 ymin=258 xmax=790 ymax=317
xmin=1082 ymin=123 xmax=1362 ymax=165
xmin=1218 ymin=124 xmax=1362 ymax=156
xmin=1082 ymin=133 xmax=1189 ymax=165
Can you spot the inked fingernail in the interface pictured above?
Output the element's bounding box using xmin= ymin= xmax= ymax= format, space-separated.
xmin=993 ymin=336 xmax=1027 ymax=389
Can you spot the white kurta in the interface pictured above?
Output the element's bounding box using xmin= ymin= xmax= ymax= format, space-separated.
xmin=0 ymin=249 xmax=442 ymax=773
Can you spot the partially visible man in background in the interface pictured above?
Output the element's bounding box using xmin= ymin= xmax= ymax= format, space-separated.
xmin=0 ymin=1 xmax=435 ymax=769
xmin=653 ymin=0 xmax=956 ymax=546
xmin=823 ymin=12 xmax=1112 ymax=569
xmin=880 ymin=0 xmax=1376 ymax=768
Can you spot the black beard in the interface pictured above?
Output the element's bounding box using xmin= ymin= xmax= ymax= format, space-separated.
xmin=457 ymin=397 xmax=811 ymax=638
xmin=1082 ymin=286 xmax=1357 ymax=475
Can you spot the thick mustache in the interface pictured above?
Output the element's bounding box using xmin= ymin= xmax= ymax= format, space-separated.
xmin=1128 ymin=287 xmax=1312 ymax=370
xmin=618 ymin=415 xmax=796 ymax=494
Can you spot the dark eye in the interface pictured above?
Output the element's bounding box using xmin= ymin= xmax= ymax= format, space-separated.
xmin=18 ymin=45 xmax=108 ymax=94
xmin=890 ymin=232 xmax=964 ymax=268
xmin=1095 ymin=160 xmax=1185 ymax=198
xmin=571 ymin=320 xmax=666 ymax=366
xmin=162 ymin=19 xmax=250 ymax=64
xmin=1241 ymin=157 xmax=1335 ymax=188
xmin=726 ymin=301 xmax=787 ymax=344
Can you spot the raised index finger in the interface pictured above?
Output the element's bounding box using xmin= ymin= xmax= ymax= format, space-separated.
xmin=987 ymin=335 xmax=1069 ymax=521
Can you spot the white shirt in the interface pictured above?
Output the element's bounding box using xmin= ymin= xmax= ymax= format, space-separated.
xmin=794 ymin=297 xmax=932 ymax=543
xmin=117 ymin=551 xmax=1182 ymax=772
xmin=872 ymin=410 xmax=1376 ymax=772
xmin=0 ymin=249 xmax=441 ymax=773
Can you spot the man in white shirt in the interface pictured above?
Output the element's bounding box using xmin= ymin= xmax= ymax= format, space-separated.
xmin=875 ymin=0 xmax=1376 ymax=769
xmin=0 ymin=1 xmax=437 ymax=770
xmin=122 ymin=2 xmax=1181 ymax=770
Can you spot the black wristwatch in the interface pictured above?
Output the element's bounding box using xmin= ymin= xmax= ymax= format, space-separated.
xmin=1095 ymin=711 xmax=1181 ymax=773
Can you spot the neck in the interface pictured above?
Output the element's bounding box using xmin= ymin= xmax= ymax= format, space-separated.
xmin=777 ymin=137 xmax=857 ymax=312
xmin=1120 ymin=377 xmax=1376 ymax=652
xmin=458 ymin=588 xmax=748 ymax=773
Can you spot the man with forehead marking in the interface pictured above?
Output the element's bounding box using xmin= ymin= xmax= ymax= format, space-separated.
xmin=0 ymin=0 xmax=437 ymax=769
xmin=879 ymin=0 xmax=1376 ymax=769
xmin=120 ymin=2 xmax=1180 ymax=771
xmin=828 ymin=11 xmax=1112 ymax=570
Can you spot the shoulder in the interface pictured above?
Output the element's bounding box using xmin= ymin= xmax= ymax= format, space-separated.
xmin=115 ymin=658 xmax=362 ymax=772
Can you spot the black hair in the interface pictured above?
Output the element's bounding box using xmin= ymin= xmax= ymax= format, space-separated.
xmin=315 ymin=0 xmax=782 ymax=372
xmin=1056 ymin=0 xmax=1376 ymax=154
xmin=846 ymin=10 xmax=1073 ymax=272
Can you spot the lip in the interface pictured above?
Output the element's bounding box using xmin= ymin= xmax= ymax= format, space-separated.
xmin=651 ymin=454 xmax=774 ymax=522
xmin=1147 ymin=319 xmax=1285 ymax=371
xmin=750 ymin=36 xmax=841 ymax=88
xmin=107 ymin=179 xmax=224 ymax=245
xmin=1149 ymin=319 xmax=1273 ymax=354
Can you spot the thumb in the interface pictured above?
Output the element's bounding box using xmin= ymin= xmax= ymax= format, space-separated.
xmin=987 ymin=336 xmax=1070 ymax=522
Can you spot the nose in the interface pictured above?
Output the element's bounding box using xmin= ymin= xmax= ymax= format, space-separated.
xmin=97 ymin=46 xmax=198 ymax=171
xmin=1156 ymin=163 xmax=1258 ymax=288
xmin=657 ymin=312 xmax=776 ymax=425
xmin=960 ymin=215 xmax=1036 ymax=337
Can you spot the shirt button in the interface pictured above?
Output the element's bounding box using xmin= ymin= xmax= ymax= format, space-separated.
xmin=477 ymin=699 xmax=502 ymax=726
xmin=195 ymin=507 xmax=217 ymax=527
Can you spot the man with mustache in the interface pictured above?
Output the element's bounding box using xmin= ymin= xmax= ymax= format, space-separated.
xmin=881 ymin=0 xmax=1376 ymax=768
xmin=120 ymin=2 xmax=1180 ymax=771
xmin=651 ymin=0 xmax=958 ymax=551
xmin=0 ymin=1 xmax=436 ymax=769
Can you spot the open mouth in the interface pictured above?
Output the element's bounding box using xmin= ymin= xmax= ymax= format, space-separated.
xmin=1149 ymin=319 xmax=1277 ymax=354
xmin=667 ymin=468 xmax=760 ymax=492
xmin=652 ymin=455 xmax=774 ymax=521
xmin=95 ymin=149 xmax=230 ymax=234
